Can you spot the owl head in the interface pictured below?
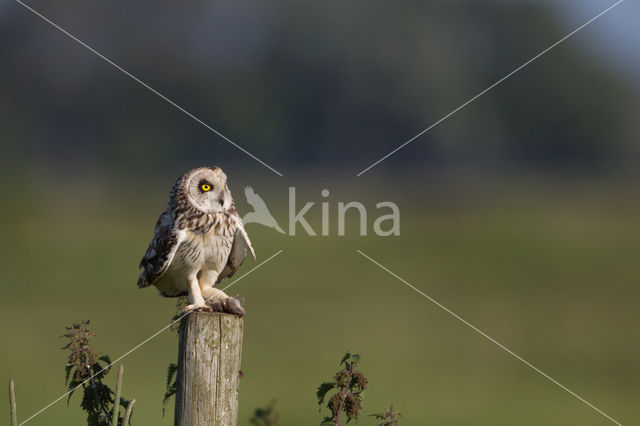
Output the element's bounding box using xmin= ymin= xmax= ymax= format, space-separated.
xmin=175 ymin=167 xmax=232 ymax=212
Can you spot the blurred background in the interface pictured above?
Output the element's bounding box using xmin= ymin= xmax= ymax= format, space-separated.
xmin=1 ymin=0 xmax=638 ymax=425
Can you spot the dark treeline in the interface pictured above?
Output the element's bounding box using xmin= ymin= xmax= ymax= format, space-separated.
xmin=1 ymin=1 xmax=638 ymax=176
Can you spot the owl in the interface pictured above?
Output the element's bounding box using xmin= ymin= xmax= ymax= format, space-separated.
xmin=137 ymin=167 xmax=255 ymax=315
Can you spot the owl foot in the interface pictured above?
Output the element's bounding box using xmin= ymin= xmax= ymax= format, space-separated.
xmin=208 ymin=297 xmax=245 ymax=317
xmin=182 ymin=303 xmax=213 ymax=314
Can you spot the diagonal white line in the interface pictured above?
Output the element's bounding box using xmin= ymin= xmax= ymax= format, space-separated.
xmin=13 ymin=0 xmax=284 ymax=177
xmin=18 ymin=249 xmax=284 ymax=426
xmin=356 ymin=0 xmax=624 ymax=176
xmin=356 ymin=249 xmax=623 ymax=426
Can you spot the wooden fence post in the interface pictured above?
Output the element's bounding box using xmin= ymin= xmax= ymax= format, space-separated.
xmin=174 ymin=312 xmax=244 ymax=426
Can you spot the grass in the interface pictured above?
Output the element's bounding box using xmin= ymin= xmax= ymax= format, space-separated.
xmin=1 ymin=173 xmax=638 ymax=425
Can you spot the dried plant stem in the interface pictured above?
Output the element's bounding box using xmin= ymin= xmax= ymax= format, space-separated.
xmin=9 ymin=379 xmax=17 ymax=426
xmin=111 ymin=364 xmax=124 ymax=426
xmin=123 ymin=398 xmax=136 ymax=425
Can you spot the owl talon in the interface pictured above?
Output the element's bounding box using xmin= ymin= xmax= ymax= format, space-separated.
xmin=223 ymin=297 xmax=246 ymax=317
xmin=182 ymin=303 xmax=212 ymax=314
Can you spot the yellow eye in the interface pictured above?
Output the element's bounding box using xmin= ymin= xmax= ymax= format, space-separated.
xmin=201 ymin=184 xmax=211 ymax=192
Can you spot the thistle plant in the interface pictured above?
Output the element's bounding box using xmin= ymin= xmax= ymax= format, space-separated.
xmin=316 ymin=352 xmax=369 ymax=425
xmin=62 ymin=320 xmax=135 ymax=426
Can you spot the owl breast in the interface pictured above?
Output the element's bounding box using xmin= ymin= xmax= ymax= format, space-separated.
xmin=153 ymin=221 xmax=235 ymax=297
xmin=201 ymin=230 xmax=233 ymax=270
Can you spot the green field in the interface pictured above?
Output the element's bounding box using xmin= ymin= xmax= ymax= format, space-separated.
xmin=1 ymin=174 xmax=638 ymax=425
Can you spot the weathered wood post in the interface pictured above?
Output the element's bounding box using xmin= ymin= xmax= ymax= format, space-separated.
xmin=9 ymin=379 xmax=17 ymax=426
xmin=174 ymin=312 xmax=244 ymax=426
xmin=111 ymin=365 xmax=124 ymax=426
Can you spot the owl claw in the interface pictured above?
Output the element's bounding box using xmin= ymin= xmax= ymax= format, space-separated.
xmin=182 ymin=303 xmax=213 ymax=314
xmin=223 ymin=297 xmax=246 ymax=317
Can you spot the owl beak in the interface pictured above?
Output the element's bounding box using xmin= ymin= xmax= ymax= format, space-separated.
xmin=219 ymin=198 xmax=225 ymax=207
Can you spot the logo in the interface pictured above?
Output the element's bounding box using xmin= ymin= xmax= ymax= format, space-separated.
xmin=242 ymin=187 xmax=400 ymax=236
xmin=242 ymin=187 xmax=286 ymax=234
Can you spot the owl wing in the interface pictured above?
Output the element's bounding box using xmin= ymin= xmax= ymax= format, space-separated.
xmin=217 ymin=216 xmax=256 ymax=283
xmin=137 ymin=210 xmax=184 ymax=288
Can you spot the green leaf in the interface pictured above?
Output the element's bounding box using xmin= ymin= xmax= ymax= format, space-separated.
xmin=166 ymin=363 xmax=178 ymax=389
xmin=162 ymin=362 xmax=179 ymax=416
xmin=64 ymin=364 xmax=73 ymax=385
xmin=320 ymin=416 xmax=334 ymax=425
xmin=66 ymin=387 xmax=76 ymax=406
xmin=316 ymin=382 xmax=335 ymax=405
xmin=340 ymin=352 xmax=351 ymax=366
xmin=162 ymin=363 xmax=179 ymax=417
xmin=351 ymin=354 xmax=360 ymax=365
xmin=98 ymin=355 xmax=111 ymax=365
xmin=162 ymin=384 xmax=177 ymax=406
xmin=91 ymin=362 xmax=109 ymax=380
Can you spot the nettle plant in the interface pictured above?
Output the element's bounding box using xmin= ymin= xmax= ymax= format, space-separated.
xmin=62 ymin=320 xmax=135 ymax=426
xmin=161 ymin=298 xmax=188 ymax=415
xmin=249 ymin=400 xmax=280 ymax=426
xmin=369 ymin=405 xmax=402 ymax=426
xmin=316 ymin=353 xmax=401 ymax=426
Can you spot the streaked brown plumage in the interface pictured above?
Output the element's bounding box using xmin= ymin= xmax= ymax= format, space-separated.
xmin=137 ymin=167 xmax=255 ymax=315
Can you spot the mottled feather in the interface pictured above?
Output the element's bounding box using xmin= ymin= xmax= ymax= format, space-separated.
xmin=137 ymin=209 xmax=183 ymax=288
xmin=218 ymin=219 xmax=256 ymax=282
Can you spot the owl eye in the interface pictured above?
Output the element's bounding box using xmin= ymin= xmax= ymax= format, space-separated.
xmin=201 ymin=184 xmax=212 ymax=192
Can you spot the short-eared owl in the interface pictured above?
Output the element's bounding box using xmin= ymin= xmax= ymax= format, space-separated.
xmin=137 ymin=167 xmax=255 ymax=315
